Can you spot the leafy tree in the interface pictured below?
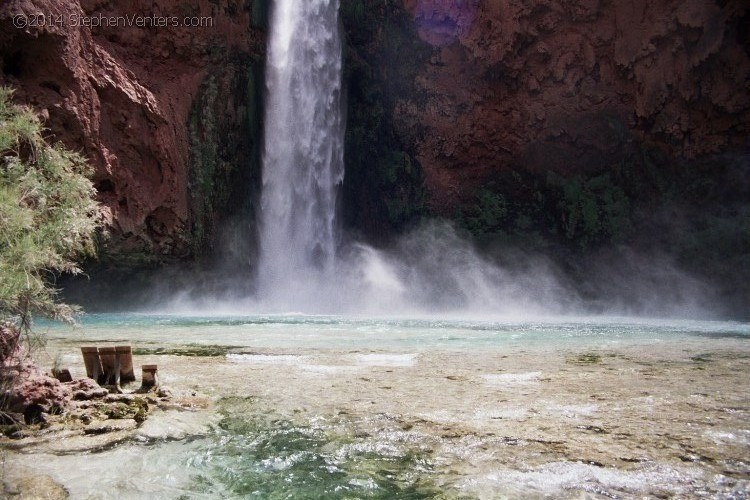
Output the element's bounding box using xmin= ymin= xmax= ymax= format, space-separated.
xmin=0 ymin=87 xmax=99 ymax=342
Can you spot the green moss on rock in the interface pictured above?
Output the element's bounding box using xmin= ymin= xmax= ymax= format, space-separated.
xmin=187 ymin=56 xmax=264 ymax=257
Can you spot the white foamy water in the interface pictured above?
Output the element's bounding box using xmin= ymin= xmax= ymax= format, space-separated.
xmin=226 ymin=353 xmax=307 ymax=364
xmin=481 ymin=371 xmax=542 ymax=385
xmin=257 ymin=0 xmax=345 ymax=305
xmin=464 ymin=461 xmax=704 ymax=497
xmin=297 ymin=364 xmax=363 ymax=374
xmin=355 ymin=353 xmax=418 ymax=367
xmin=136 ymin=409 xmax=221 ymax=441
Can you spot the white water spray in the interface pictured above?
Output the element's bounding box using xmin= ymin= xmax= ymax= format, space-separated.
xmin=232 ymin=0 xmax=711 ymax=318
xmin=257 ymin=0 xmax=345 ymax=304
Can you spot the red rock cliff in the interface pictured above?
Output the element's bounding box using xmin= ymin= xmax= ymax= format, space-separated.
xmin=1 ymin=0 xmax=748 ymax=259
xmin=0 ymin=0 xmax=264 ymax=260
xmin=399 ymin=0 xmax=749 ymax=210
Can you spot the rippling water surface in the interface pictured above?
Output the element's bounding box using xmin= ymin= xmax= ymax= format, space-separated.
xmin=46 ymin=313 xmax=750 ymax=349
xmin=18 ymin=314 xmax=750 ymax=498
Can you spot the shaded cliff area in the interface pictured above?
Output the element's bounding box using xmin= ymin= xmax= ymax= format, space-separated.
xmin=340 ymin=0 xmax=749 ymax=317
xmin=0 ymin=0 xmax=748 ymax=316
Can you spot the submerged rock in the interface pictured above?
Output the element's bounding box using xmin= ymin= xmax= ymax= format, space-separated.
xmin=83 ymin=420 xmax=138 ymax=435
xmin=2 ymin=471 xmax=69 ymax=499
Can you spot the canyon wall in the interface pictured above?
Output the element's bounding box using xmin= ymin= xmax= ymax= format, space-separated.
xmin=0 ymin=0 xmax=748 ymax=312
xmin=397 ymin=0 xmax=749 ymax=207
xmin=342 ymin=0 xmax=748 ymax=223
xmin=339 ymin=0 xmax=749 ymax=313
xmin=0 ymin=0 xmax=266 ymax=266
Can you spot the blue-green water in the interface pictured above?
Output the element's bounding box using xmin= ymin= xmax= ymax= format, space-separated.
xmin=42 ymin=313 xmax=750 ymax=351
xmin=18 ymin=314 xmax=750 ymax=498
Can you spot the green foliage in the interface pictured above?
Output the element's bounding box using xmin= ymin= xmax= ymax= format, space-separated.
xmin=187 ymin=59 xmax=263 ymax=258
xmin=455 ymin=168 xmax=633 ymax=249
xmin=0 ymin=87 xmax=99 ymax=328
xmin=340 ymin=0 xmax=366 ymax=28
xmin=460 ymin=188 xmax=509 ymax=238
xmin=250 ymin=0 xmax=269 ymax=29
xmin=99 ymin=397 xmax=148 ymax=421
xmin=454 ymin=173 xmax=549 ymax=246
xmin=568 ymin=352 xmax=603 ymax=365
xmin=554 ymin=173 xmax=631 ymax=247
xmin=376 ymin=150 xmax=425 ymax=224
xmin=188 ymin=76 xmax=219 ymax=255
xmin=132 ymin=344 xmax=241 ymax=357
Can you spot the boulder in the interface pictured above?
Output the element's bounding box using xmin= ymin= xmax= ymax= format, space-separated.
xmin=66 ymin=378 xmax=108 ymax=401
xmin=7 ymin=374 xmax=72 ymax=415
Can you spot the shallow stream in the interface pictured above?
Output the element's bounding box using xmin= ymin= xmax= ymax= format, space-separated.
xmin=6 ymin=314 xmax=750 ymax=498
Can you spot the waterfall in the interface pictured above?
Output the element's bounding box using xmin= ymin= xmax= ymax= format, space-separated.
xmin=257 ymin=0 xmax=345 ymax=306
xmin=248 ymin=0 xmax=572 ymax=317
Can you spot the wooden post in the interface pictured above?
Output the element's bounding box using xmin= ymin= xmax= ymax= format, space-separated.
xmin=80 ymin=347 xmax=102 ymax=381
xmin=141 ymin=364 xmax=159 ymax=389
xmin=115 ymin=345 xmax=135 ymax=383
xmin=98 ymin=347 xmax=117 ymax=385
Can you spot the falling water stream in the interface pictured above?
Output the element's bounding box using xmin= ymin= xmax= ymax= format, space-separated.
xmin=230 ymin=0 xmax=712 ymax=319
xmin=257 ymin=0 xmax=344 ymax=306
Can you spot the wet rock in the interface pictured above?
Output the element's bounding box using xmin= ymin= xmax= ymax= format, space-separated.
xmin=2 ymin=423 xmax=23 ymax=437
xmin=104 ymin=402 xmax=134 ymax=420
xmin=67 ymin=378 xmax=108 ymax=401
xmin=7 ymin=430 xmax=26 ymax=439
xmin=84 ymin=420 xmax=138 ymax=435
xmin=83 ymin=425 xmax=111 ymax=435
xmin=52 ymin=368 xmax=73 ymax=383
xmin=104 ymin=394 xmax=136 ymax=404
xmin=157 ymin=387 xmax=173 ymax=398
xmin=2 ymin=473 xmax=68 ymax=499
xmin=577 ymin=425 xmax=609 ymax=434
xmin=83 ymin=425 xmax=113 ymax=435
xmin=101 ymin=397 xmax=149 ymax=422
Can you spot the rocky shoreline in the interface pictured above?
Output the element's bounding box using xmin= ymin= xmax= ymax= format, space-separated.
xmin=1 ymin=323 xmax=210 ymax=498
xmin=1 ymin=377 xmax=210 ymax=499
xmin=2 ymin=382 xmax=172 ymax=444
xmin=2 ymin=323 xmax=170 ymax=443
